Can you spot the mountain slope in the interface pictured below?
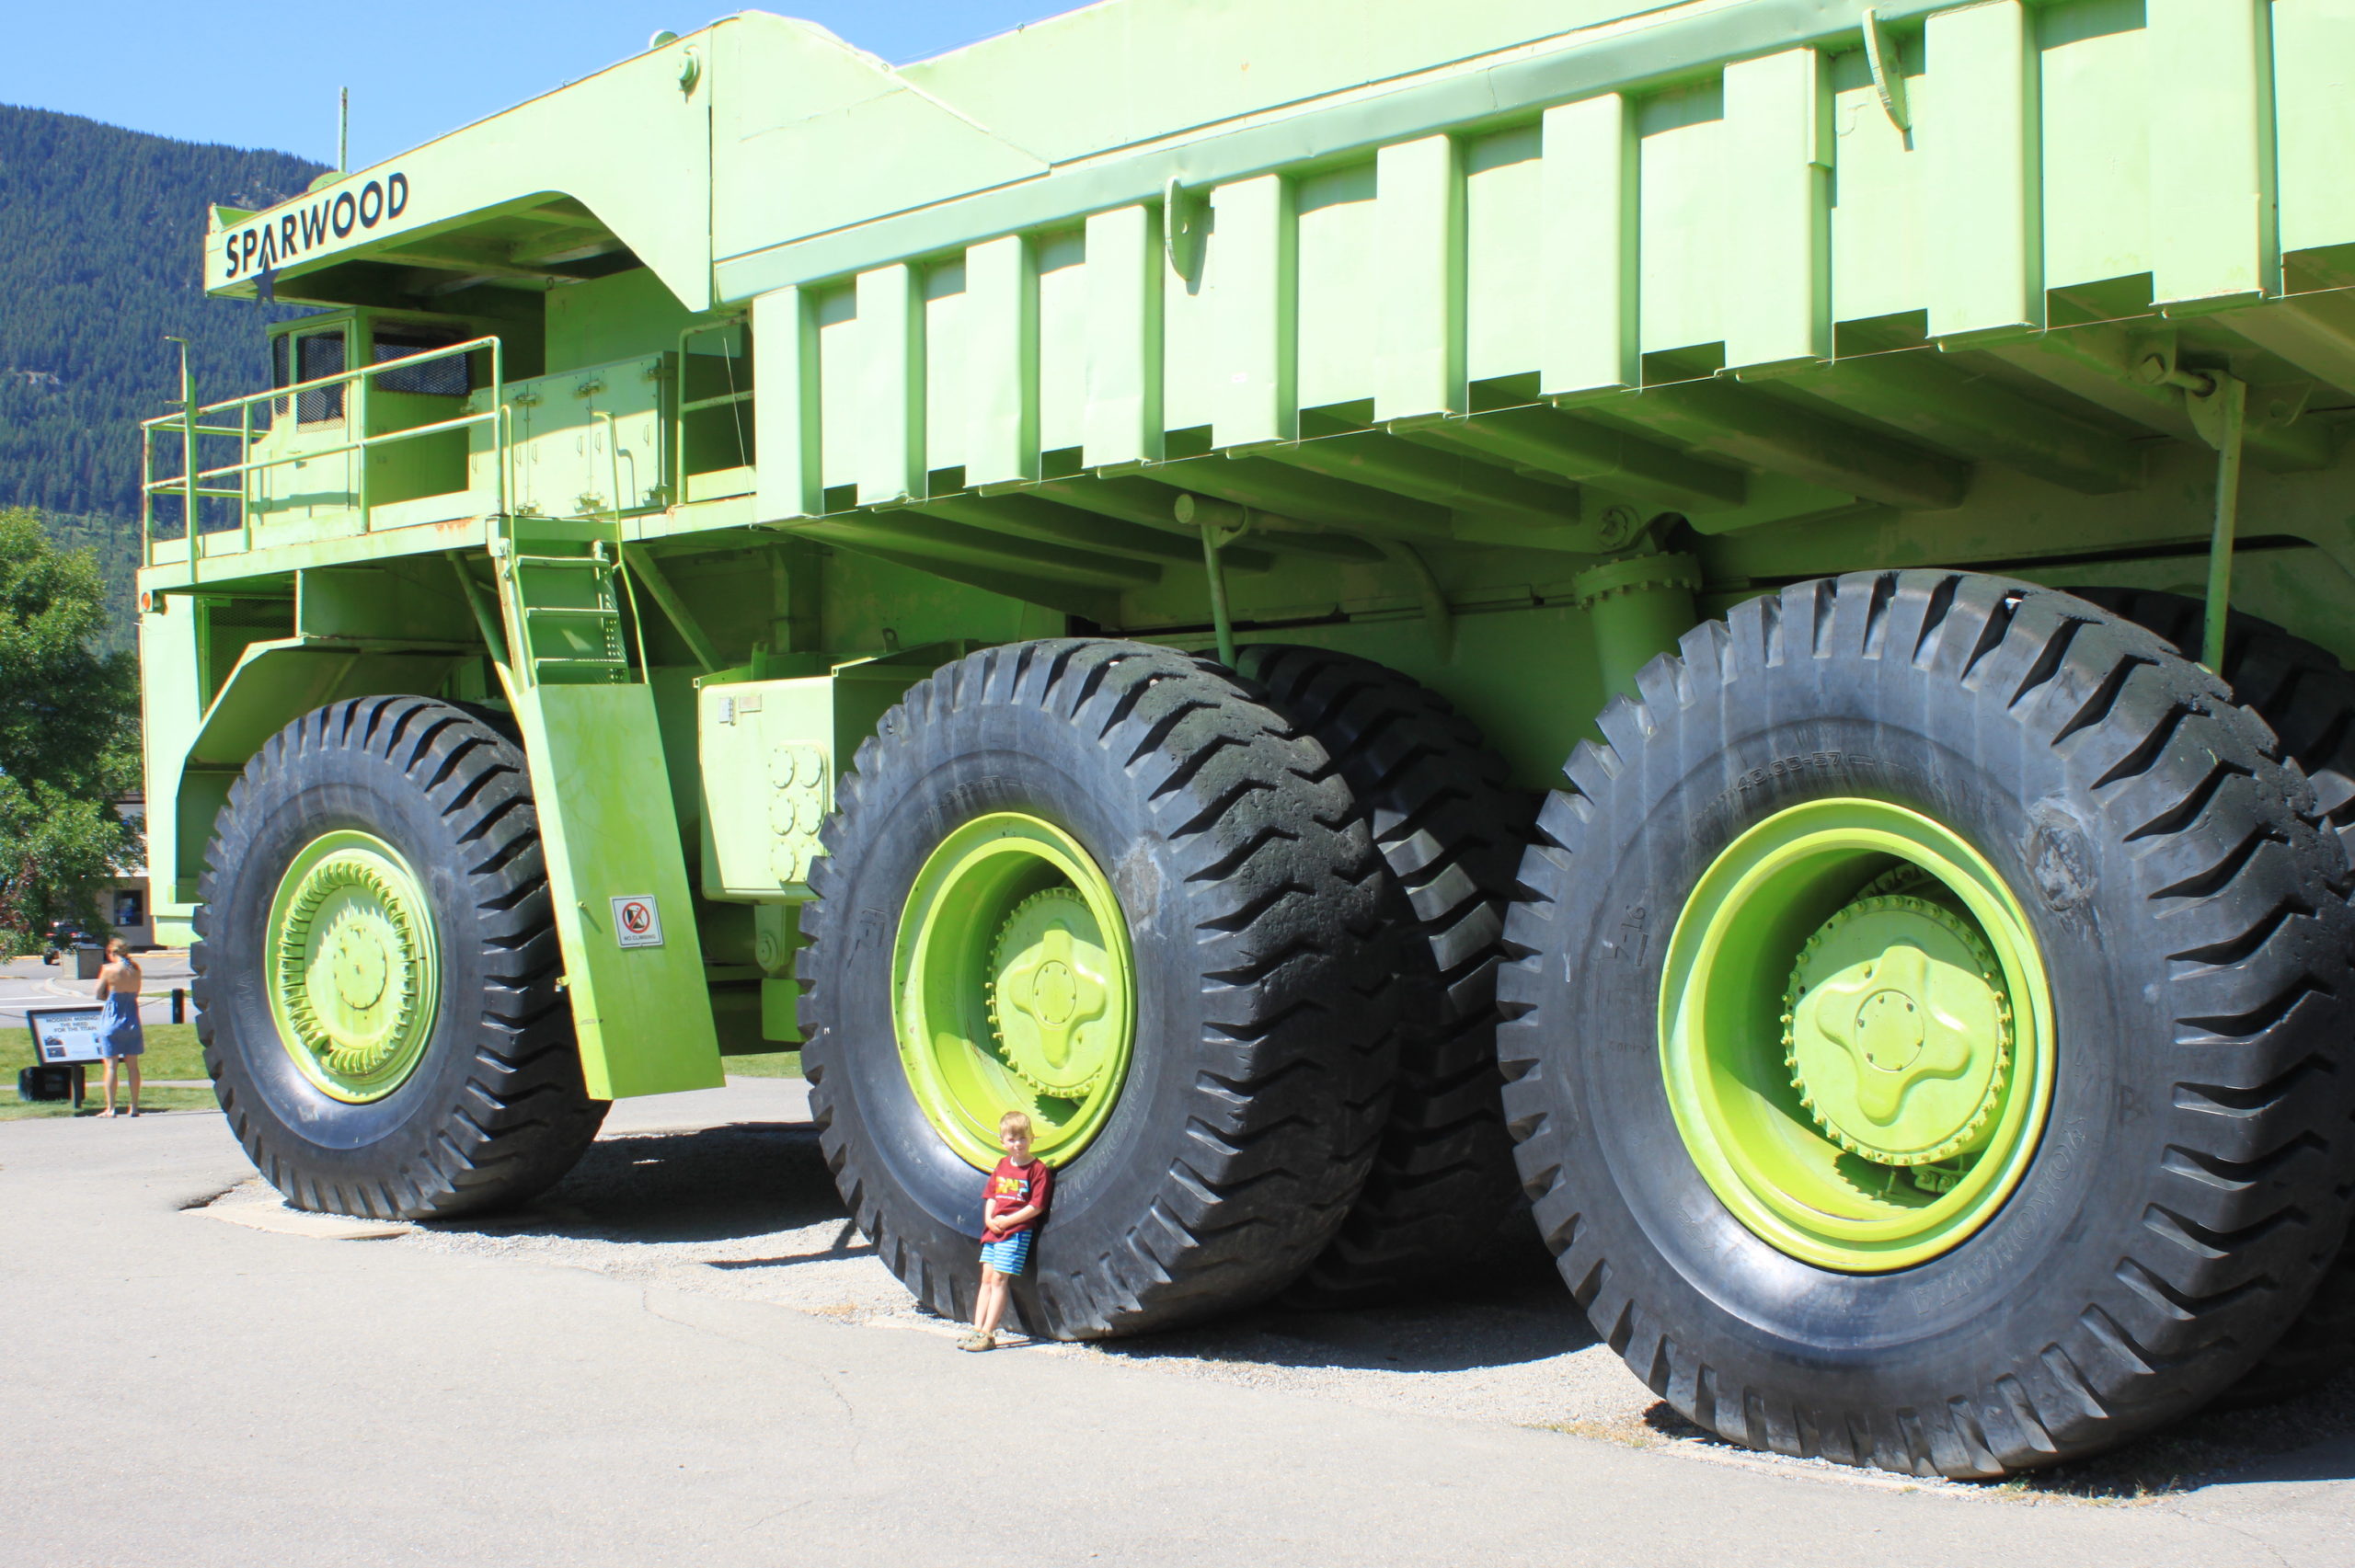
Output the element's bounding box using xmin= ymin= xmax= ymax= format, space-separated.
xmin=0 ymin=104 xmax=325 ymax=545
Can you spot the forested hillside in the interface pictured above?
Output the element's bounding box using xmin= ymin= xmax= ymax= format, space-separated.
xmin=0 ymin=105 xmax=325 ymax=645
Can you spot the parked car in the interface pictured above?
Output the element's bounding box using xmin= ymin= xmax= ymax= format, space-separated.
xmin=40 ymin=921 xmax=96 ymax=966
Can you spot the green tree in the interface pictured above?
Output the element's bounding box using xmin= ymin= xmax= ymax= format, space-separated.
xmin=0 ymin=507 xmax=141 ymax=953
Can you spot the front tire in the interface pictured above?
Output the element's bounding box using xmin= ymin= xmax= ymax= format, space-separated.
xmin=192 ymin=697 xmax=606 ymax=1219
xmin=1499 ymin=573 xmax=2355 ymax=1476
xmin=798 ymin=640 xmax=1399 ymax=1339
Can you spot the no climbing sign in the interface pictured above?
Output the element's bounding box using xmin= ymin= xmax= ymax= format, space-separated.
xmin=610 ymin=895 xmax=665 ymax=948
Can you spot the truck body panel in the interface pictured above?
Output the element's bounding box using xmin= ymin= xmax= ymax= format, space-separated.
xmin=135 ymin=0 xmax=2355 ymax=1097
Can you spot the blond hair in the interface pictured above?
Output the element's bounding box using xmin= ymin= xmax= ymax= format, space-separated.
xmin=998 ymin=1109 xmax=1033 ymax=1138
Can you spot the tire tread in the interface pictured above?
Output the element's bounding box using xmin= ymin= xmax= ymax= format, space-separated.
xmin=799 ymin=640 xmax=1398 ymax=1338
xmin=1235 ymin=645 xmax=1545 ymax=1305
xmin=2073 ymin=586 xmax=2355 ymax=1408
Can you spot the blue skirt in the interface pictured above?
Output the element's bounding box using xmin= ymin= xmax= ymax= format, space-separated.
xmin=99 ymin=992 xmax=144 ymax=1059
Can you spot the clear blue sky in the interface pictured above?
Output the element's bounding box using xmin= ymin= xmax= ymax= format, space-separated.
xmin=1 ymin=2 xmax=1073 ymax=167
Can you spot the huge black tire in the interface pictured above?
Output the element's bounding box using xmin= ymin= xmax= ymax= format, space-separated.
xmin=192 ymin=696 xmax=607 ymax=1219
xmin=1499 ymin=572 xmax=2355 ymax=1476
xmin=2072 ymin=586 xmax=2355 ymax=1407
xmin=1235 ymin=645 xmax=1545 ymax=1303
xmin=798 ymin=640 xmax=1399 ymax=1338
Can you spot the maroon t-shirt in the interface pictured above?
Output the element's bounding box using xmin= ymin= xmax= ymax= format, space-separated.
xmin=982 ymin=1157 xmax=1052 ymax=1239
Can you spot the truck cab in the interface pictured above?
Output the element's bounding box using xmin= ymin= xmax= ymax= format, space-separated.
xmin=242 ymin=310 xmax=505 ymax=533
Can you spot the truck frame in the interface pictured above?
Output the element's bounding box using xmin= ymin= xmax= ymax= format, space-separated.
xmin=137 ymin=0 xmax=2355 ymax=1478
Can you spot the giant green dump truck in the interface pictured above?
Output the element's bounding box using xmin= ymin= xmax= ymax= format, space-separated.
xmin=138 ymin=0 xmax=2355 ymax=1477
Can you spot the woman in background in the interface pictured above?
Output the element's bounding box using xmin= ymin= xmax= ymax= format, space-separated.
xmin=93 ymin=937 xmax=144 ymax=1117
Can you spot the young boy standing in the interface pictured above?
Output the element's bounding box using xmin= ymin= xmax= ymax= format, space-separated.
xmin=959 ymin=1110 xmax=1053 ymax=1352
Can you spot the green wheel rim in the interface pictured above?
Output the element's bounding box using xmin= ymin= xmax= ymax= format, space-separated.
xmin=263 ymin=830 xmax=442 ymax=1104
xmin=892 ymin=812 xmax=1137 ymax=1171
xmin=1659 ymin=798 xmax=2055 ymax=1272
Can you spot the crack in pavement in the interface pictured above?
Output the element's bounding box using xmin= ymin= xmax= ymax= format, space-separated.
xmin=636 ymin=1283 xmax=870 ymax=1480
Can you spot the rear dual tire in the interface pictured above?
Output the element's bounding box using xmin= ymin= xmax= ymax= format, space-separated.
xmin=1235 ymin=645 xmax=1545 ymax=1304
xmin=2073 ymin=587 xmax=2355 ymax=1408
xmin=1499 ymin=573 xmax=2355 ymax=1476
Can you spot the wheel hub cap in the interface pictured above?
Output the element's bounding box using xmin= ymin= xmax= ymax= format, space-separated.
xmin=330 ymin=917 xmax=392 ymax=1011
xmin=1784 ymin=897 xmax=2011 ymax=1167
xmin=264 ymin=831 xmax=441 ymax=1104
xmin=1657 ymin=798 xmax=2056 ymax=1272
xmin=892 ymin=813 xmax=1138 ymax=1171
xmin=990 ymin=887 xmax=1119 ymax=1097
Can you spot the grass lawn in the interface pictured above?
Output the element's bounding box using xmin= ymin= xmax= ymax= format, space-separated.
xmin=0 ymin=1086 xmax=221 ymax=1121
xmin=1 ymin=1024 xmax=215 ymax=1120
xmin=2 ymin=1024 xmax=796 ymax=1117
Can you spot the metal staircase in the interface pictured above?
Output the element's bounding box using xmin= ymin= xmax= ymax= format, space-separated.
xmin=494 ymin=542 xmax=633 ymax=686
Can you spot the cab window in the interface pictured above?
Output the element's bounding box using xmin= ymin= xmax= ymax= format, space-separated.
xmin=373 ymin=324 xmax=473 ymax=397
xmin=271 ymin=326 xmax=348 ymax=425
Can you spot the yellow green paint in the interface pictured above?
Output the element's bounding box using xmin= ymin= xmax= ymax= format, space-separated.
xmin=892 ymin=813 xmax=1135 ymax=1170
xmin=1658 ymin=799 xmax=2054 ymax=1272
xmin=264 ymin=830 xmax=441 ymax=1103
xmin=130 ymin=0 xmax=2355 ymax=1104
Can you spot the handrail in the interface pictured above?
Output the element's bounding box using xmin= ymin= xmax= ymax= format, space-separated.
xmin=139 ymin=336 xmax=507 ymax=569
xmin=168 ymin=407 xmax=511 ymax=492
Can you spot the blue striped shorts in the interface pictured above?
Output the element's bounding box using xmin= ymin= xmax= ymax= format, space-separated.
xmin=980 ymin=1231 xmax=1033 ymax=1276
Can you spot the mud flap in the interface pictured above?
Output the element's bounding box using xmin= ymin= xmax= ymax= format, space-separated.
xmin=511 ymin=680 xmax=724 ymax=1099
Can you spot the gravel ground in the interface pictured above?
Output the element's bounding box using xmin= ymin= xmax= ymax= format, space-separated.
xmin=199 ymin=1114 xmax=2355 ymax=1504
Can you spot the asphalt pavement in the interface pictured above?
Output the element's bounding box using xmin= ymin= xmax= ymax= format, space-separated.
xmin=6 ymin=1090 xmax=2355 ymax=1566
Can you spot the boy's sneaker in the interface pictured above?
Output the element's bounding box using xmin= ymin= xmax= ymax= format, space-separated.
xmin=956 ymin=1331 xmax=996 ymax=1353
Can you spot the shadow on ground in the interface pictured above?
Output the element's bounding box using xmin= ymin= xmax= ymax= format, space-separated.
xmin=425 ymin=1123 xmax=843 ymax=1247
xmin=1097 ymin=1283 xmax=1603 ymax=1376
xmin=429 ymin=1118 xmax=1595 ymax=1378
xmin=413 ymin=1116 xmax=2355 ymax=1494
xmin=1993 ymin=1373 xmax=2355 ymax=1499
xmin=1624 ymin=1352 xmax=2355 ymax=1498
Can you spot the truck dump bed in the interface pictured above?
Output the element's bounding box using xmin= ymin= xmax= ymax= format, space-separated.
xmin=140 ymin=0 xmax=2355 ymax=1004
xmin=149 ymin=0 xmax=2355 ymax=605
